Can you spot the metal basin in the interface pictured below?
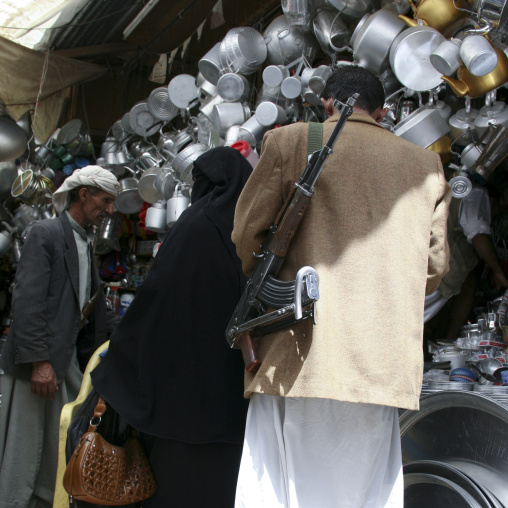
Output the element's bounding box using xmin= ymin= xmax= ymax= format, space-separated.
xmin=404 ymin=473 xmax=482 ymax=507
xmin=400 ymin=391 xmax=508 ymax=506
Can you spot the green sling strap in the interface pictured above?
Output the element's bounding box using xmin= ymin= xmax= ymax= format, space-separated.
xmin=307 ymin=121 xmax=324 ymax=157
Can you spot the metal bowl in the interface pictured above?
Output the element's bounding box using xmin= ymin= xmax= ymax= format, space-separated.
xmin=400 ymin=391 xmax=508 ymax=506
xmin=404 ymin=460 xmax=493 ymax=507
xmin=404 ymin=472 xmax=483 ymax=507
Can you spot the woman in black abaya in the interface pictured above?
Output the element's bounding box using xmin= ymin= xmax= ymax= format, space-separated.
xmin=91 ymin=147 xmax=252 ymax=508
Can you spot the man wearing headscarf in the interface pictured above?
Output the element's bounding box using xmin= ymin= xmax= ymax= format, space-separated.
xmin=0 ymin=166 xmax=119 ymax=508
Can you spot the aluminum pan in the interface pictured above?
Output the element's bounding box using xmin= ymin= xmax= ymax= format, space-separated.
xmin=400 ymin=391 xmax=508 ymax=506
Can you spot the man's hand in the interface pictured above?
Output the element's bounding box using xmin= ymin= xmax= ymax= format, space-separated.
xmin=31 ymin=361 xmax=58 ymax=400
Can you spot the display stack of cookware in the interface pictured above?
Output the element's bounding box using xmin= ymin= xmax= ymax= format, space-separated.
xmin=3 ymin=0 xmax=508 ymax=258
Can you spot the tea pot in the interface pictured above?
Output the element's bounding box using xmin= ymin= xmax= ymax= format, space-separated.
xmin=448 ymin=102 xmax=479 ymax=146
xmin=441 ymin=47 xmax=508 ymax=97
xmin=398 ymin=0 xmax=469 ymax=34
xmin=474 ymin=93 xmax=508 ymax=137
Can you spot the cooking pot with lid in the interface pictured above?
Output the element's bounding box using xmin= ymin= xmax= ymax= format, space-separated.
xmin=351 ymin=8 xmax=407 ymax=76
xmin=389 ymin=24 xmax=446 ymax=91
xmin=263 ymin=15 xmax=319 ymax=66
xmin=393 ymin=106 xmax=450 ymax=148
xmin=145 ymin=201 xmax=168 ymax=234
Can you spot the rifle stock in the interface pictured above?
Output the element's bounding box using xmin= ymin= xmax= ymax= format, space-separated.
xmin=236 ymin=331 xmax=261 ymax=373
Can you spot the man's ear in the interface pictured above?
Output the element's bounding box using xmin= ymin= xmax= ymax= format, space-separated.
xmin=321 ymin=97 xmax=335 ymax=117
xmin=372 ymin=107 xmax=389 ymax=123
xmin=78 ymin=187 xmax=89 ymax=202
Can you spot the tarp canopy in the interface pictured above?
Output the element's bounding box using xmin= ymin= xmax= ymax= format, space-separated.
xmin=0 ymin=35 xmax=105 ymax=142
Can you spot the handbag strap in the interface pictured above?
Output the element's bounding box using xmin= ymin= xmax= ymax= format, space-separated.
xmin=307 ymin=122 xmax=323 ymax=156
xmin=88 ymin=397 xmax=107 ymax=432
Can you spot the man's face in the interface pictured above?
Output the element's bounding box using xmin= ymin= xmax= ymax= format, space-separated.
xmin=81 ymin=189 xmax=116 ymax=227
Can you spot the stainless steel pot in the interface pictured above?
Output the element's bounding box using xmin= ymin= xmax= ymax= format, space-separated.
xmin=474 ymin=100 xmax=508 ymax=137
xmin=308 ymin=65 xmax=332 ymax=94
xmin=129 ymin=102 xmax=161 ymax=138
xmin=154 ymin=167 xmax=179 ymax=201
xmin=281 ymin=76 xmax=302 ymax=99
xmin=313 ymin=8 xmax=351 ymax=54
xmin=393 ymin=106 xmax=451 ymax=148
xmin=326 ymin=0 xmax=373 ymax=19
xmin=263 ymin=65 xmax=290 ymax=87
xmin=351 ymin=9 xmax=407 ymax=76
xmin=263 ymin=15 xmax=320 ymax=66
xmin=430 ymin=38 xmax=463 ymax=76
xmin=217 ymin=73 xmax=251 ymax=102
xmin=460 ymin=35 xmax=499 ymax=77
xmin=198 ymin=43 xmax=223 ymax=85
xmin=389 ymin=25 xmax=446 ymax=91
xmin=255 ymin=102 xmax=288 ymax=127
xmin=95 ymin=212 xmax=121 ymax=254
xmin=166 ymin=186 xmax=191 ymax=227
xmin=449 ymin=106 xmax=480 ymax=146
xmin=0 ymin=161 xmax=18 ymax=199
xmin=212 ymin=103 xmax=251 ymax=135
xmin=114 ymin=178 xmax=143 ymax=215
xmin=145 ymin=201 xmax=168 ymax=234
xmin=400 ymin=391 xmax=508 ymax=507
xmin=281 ymin=0 xmax=313 ymax=31
xmin=219 ymin=27 xmax=268 ymax=75
xmin=172 ymin=143 xmax=209 ymax=184
xmin=137 ymin=166 xmax=164 ymax=204
xmin=196 ymin=73 xmax=218 ymax=100
xmin=0 ymin=116 xmax=28 ymax=162
xmin=239 ymin=115 xmax=269 ymax=147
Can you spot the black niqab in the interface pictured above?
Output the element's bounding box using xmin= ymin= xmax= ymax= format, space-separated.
xmin=91 ymin=147 xmax=252 ymax=444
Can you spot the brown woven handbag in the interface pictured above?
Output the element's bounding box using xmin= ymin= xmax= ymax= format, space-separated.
xmin=63 ymin=397 xmax=156 ymax=506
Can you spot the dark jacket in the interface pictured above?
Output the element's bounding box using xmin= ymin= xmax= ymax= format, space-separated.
xmin=1 ymin=212 xmax=110 ymax=382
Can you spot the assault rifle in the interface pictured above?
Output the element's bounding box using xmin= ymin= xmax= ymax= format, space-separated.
xmin=226 ymin=93 xmax=359 ymax=373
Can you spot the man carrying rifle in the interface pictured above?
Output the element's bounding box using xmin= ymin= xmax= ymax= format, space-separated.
xmin=232 ymin=67 xmax=451 ymax=507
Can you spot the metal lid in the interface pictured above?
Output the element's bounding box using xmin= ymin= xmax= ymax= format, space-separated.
xmin=281 ymin=76 xmax=302 ymax=99
xmin=129 ymin=102 xmax=161 ymax=137
xmin=217 ymin=73 xmax=250 ymax=102
xmin=148 ymin=87 xmax=178 ymax=121
xmin=168 ymin=74 xmax=198 ymax=109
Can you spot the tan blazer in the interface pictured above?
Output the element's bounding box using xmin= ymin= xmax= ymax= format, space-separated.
xmin=232 ymin=112 xmax=451 ymax=411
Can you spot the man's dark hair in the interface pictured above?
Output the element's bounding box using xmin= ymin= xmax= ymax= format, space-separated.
xmin=321 ymin=66 xmax=385 ymax=114
xmin=68 ymin=185 xmax=101 ymax=206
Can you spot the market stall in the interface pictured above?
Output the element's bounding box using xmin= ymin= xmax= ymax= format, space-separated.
xmin=2 ymin=0 xmax=508 ymax=505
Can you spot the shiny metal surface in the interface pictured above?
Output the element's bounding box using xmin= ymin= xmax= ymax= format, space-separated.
xmin=404 ymin=460 xmax=492 ymax=508
xmin=172 ymin=143 xmax=209 ymax=181
xmin=263 ymin=15 xmax=319 ymax=66
xmin=400 ymin=391 xmax=508 ymax=506
xmin=219 ymin=27 xmax=267 ymax=75
xmin=137 ymin=166 xmax=163 ymax=204
xmin=198 ymin=43 xmax=223 ymax=85
xmin=129 ymin=102 xmax=160 ymax=137
xmin=0 ymin=117 xmax=28 ymax=162
xmin=352 ymin=8 xmax=407 ymax=76
xmin=393 ymin=106 xmax=450 ymax=148
xmin=147 ymin=87 xmax=178 ymax=122
xmin=217 ymin=73 xmax=250 ymax=102
xmin=167 ymin=74 xmax=199 ymax=110
xmin=390 ymin=26 xmax=445 ymax=92
xmin=404 ymin=473 xmax=482 ymax=507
